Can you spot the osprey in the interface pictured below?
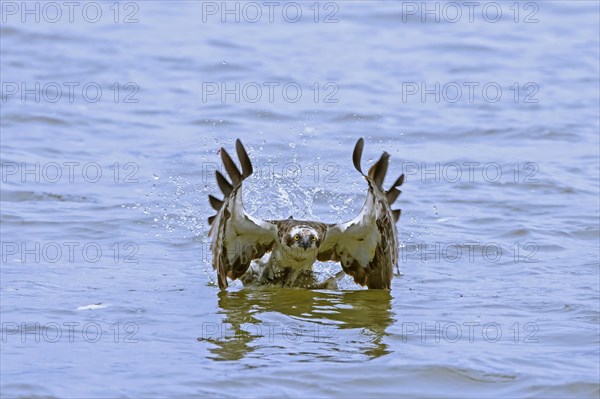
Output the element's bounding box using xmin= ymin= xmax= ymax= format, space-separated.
xmin=207 ymin=138 xmax=405 ymax=290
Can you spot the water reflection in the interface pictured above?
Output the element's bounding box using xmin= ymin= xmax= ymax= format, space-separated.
xmin=200 ymin=288 xmax=394 ymax=362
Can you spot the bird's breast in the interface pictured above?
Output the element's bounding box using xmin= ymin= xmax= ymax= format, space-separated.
xmin=272 ymin=245 xmax=317 ymax=271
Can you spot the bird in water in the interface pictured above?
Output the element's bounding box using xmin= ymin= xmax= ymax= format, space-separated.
xmin=207 ymin=138 xmax=405 ymax=290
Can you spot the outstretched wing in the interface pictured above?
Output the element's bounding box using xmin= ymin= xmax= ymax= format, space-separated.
xmin=208 ymin=139 xmax=278 ymax=289
xmin=318 ymin=138 xmax=404 ymax=289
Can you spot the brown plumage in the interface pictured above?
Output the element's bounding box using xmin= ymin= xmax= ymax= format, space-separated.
xmin=207 ymin=138 xmax=405 ymax=290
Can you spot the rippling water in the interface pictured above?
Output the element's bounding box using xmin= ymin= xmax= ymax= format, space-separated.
xmin=1 ymin=1 xmax=599 ymax=398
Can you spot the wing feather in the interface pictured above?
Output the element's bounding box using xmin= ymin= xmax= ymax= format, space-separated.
xmin=386 ymin=188 xmax=401 ymax=204
xmin=386 ymin=173 xmax=405 ymax=204
xmin=318 ymin=138 xmax=402 ymax=290
xmin=236 ymin=139 xmax=253 ymax=178
xmin=220 ymin=147 xmax=243 ymax=186
xmin=215 ymin=170 xmax=233 ymax=197
xmin=208 ymin=141 xmax=277 ymax=289
xmin=208 ymin=194 xmax=223 ymax=211
xmin=352 ymin=137 xmax=365 ymax=174
xmin=368 ymin=152 xmax=389 ymax=189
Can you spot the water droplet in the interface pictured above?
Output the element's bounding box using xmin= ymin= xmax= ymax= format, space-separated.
xmin=153 ymin=174 xmax=159 ymax=180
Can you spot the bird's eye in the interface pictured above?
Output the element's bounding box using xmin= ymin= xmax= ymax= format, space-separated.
xmin=294 ymin=235 xmax=300 ymax=241
xmin=310 ymin=235 xmax=316 ymax=241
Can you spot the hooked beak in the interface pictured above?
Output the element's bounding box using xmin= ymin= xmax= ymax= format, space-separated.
xmin=300 ymin=237 xmax=310 ymax=250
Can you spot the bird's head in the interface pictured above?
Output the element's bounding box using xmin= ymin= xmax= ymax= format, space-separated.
xmin=285 ymin=225 xmax=321 ymax=252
